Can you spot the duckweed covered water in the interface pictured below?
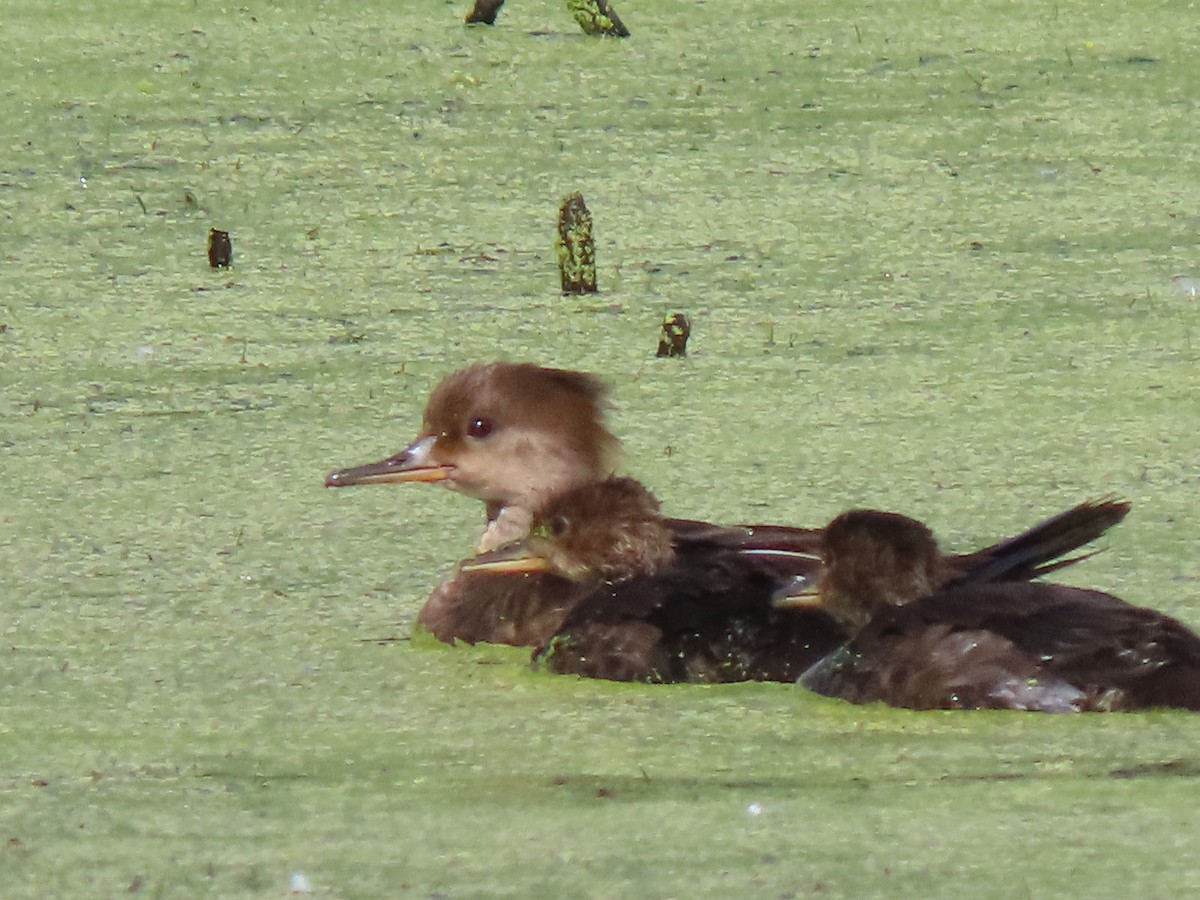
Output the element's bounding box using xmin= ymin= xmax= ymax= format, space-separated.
xmin=3 ymin=1 xmax=1200 ymax=896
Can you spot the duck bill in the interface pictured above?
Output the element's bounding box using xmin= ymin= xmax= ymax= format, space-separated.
xmin=324 ymin=435 xmax=451 ymax=487
xmin=459 ymin=546 xmax=555 ymax=575
xmin=771 ymin=574 xmax=824 ymax=609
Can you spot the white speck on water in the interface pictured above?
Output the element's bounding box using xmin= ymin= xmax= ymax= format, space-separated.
xmin=1171 ymin=275 xmax=1199 ymax=299
xmin=289 ymin=872 xmax=313 ymax=894
xmin=747 ymin=803 xmax=763 ymax=816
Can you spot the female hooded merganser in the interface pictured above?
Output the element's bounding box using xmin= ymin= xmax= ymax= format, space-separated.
xmin=469 ymin=479 xmax=1131 ymax=682
xmin=325 ymin=362 xmax=622 ymax=553
xmin=791 ymin=508 xmax=1200 ymax=711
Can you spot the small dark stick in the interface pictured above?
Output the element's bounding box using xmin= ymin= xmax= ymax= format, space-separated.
xmin=656 ymin=313 xmax=691 ymax=357
xmin=567 ymin=0 xmax=631 ymax=36
xmin=207 ymin=229 xmax=232 ymax=268
xmin=556 ymin=192 xmax=597 ymax=294
xmin=465 ymin=0 xmax=505 ymax=24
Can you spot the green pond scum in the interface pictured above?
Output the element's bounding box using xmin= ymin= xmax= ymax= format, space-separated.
xmin=3 ymin=0 xmax=1200 ymax=896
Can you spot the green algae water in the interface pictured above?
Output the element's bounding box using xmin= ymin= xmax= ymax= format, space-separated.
xmin=3 ymin=1 xmax=1200 ymax=896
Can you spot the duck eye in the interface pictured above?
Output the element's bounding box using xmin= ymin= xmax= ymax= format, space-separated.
xmin=466 ymin=417 xmax=494 ymax=439
xmin=549 ymin=515 xmax=569 ymax=538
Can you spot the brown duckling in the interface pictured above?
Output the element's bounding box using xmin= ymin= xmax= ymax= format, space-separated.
xmin=465 ymin=476 xmax=844 ymax=680
xmin=793 ymin=508 xmax=1200 ymax=712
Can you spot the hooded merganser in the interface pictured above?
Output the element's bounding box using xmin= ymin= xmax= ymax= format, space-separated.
xmin=326 ymin=362 xmax=621 ymax=552
xmin=463 ymin=477 xmax=844 ymax=680
xmin=792 ymin=508 xmax=1200 ymax=711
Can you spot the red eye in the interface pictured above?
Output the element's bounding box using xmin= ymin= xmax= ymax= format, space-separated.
xmin=467 ymin=417 xmax=494 ymax=439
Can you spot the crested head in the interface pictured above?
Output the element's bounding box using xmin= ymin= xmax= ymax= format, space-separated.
xmin=421 ymin=362 xmax=621 ymax=510
xmin=819 ymin=509 xmax=942 ymax=632
xmin=526 ymin=477 xmax=676 ymax=583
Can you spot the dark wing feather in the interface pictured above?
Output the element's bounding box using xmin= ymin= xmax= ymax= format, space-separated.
xmin=539 ymin=539 xmax=844 ymax=683
xmin=666 ymin=517 xmax=822 ymax=581
xmin=947 ymin=497 xmax=1131 ymax=585
xmin=809 ymin=582 xmax=1200 ymax=711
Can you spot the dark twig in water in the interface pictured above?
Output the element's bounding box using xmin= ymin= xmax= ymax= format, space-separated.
xmin=465 ymin=0 xmax=505 ymax=25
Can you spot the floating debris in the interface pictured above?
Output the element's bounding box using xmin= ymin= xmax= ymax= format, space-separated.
xmin=207 ymin=229 xmax=232 ymax=268
xmin=555 ymin=192 xmax=597 ymax=294
xmin=656 ymin=312 xmax=691 ymax=358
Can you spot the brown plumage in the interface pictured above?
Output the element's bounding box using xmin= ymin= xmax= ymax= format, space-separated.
xmin=798 ymin=508 xmax=1200 ymax=712
xmin=803 ymin=502 xmax=1131 ymax=632
xmin=471 ymin=477 xmax=846 ymax=681
xmin=417 ymin=476 xmax=672 ymax=646
xmin=325 ymin=362 xmax=832 ymax=560
xmin=469 ymin=480 xmax=1131 ymax=682
xmin=326 ymin=362 xmax=620 ymax=552
xmin=417 ymin=569 xmax=590 ymax=647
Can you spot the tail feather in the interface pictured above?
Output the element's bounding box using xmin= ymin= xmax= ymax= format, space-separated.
xmin=955 ymin=496 xmax=1131 ymax=586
